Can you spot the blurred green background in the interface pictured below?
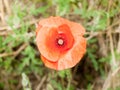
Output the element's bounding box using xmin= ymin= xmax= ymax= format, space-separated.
xmin=0 ymin=0 xmax=120 ymax=90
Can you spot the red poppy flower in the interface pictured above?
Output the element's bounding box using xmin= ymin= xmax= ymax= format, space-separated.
xmin=36 ymin=16 xmax=86 ymax=70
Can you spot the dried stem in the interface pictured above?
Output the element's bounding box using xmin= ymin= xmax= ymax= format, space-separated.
xmin=0 ymin=43 xmax=28 ymax=57
xmin=3 ymin=0 xmax=11 ymax=14
xmin=109 ymin=30 xmax=117 ymax=68
xmin=0 ymin=18 xmax=39 ymax=31
xmin=102 ymin=65 xmax=120 ymax=90
xmin=117 ymin=33 xmax=120 ymax=53
xmin=0 ymin=0 xmax=5 ymax=23
xmin=35 ymin=75 xmax=47 ymax=90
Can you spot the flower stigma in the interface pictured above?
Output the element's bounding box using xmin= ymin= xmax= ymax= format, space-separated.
xmin=58 ymin=38 xmax=64 ymax=46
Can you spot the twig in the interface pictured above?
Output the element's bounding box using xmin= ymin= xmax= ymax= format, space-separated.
xmin=102 ymin=71 xmax=112 ymax=90
xmin=0 ymin=0 xmax=5 ymax=23
xmin=117 ymin=31 xmax=120 ymax=53
xmin=106 ymin=19 xmax=120 ymax=31
xmin=0 ymin=26 xmax=11 ymax=31
xmin=102 ymin=65 xmax=120 ymax=90
xmin=33 ymin=72 xmax=41 ymax=81
xmin=109 ymin=30 xmax=117 ymax=68
xmin=86 ymin=32 xmax=98 ymax=40
xmin=3 ymin=0 xmax=11 ymax=14
xmin=0 ymin=19 xmax=39 ymax=31
xmin=14 ymin=43 xmax=28 ymax=57
xmin=0 ymin=43 xmax=28 ymax=57
xmin=35 ymin=75 xmax=47 ymax=90
xmin=112 ymin=66 xmax=120 ymax=76
xmin=0 ymin=31 xmax=11 ymax=36
xmin=85 ymin=28 xmax=120 ymax=40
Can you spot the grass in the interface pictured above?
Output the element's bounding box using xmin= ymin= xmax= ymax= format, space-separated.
xmin=0 ymin=0 xmax=120 ymax=90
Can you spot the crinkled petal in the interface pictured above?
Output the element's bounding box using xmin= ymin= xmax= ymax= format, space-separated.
xmin=36 ymin=27 xmax=60 ymax=62
xmin=57 ymin=36 xmax=86 ymax=70
xmin=69 ymin=22 xmax=85 ymax=36
xmin=41 ymin=55 xmax=58 ymax=70
xmin=38 ymin=16 xmax=85 ymax=37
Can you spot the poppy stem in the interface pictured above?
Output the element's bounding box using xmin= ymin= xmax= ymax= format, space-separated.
xmin=66 ymin=69 xmax=72 ymax=90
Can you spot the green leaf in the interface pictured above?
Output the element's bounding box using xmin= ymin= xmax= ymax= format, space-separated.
xmin=58 ymin=69 xmax=71 ymax=78
xmin=30 ymin=5 xmax=49 ymax=16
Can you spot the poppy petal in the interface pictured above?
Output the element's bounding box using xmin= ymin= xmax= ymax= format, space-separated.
xmin=38 ymin=16 xmax=63 ymax=27
xmin=68 ymin=21 xmax=85 ymax=36
xmin=36 ymin=27 xmax=60 ymax=62
xmin=41 ymin=55 xmax=58 ymax=70
xmin=36 ymin=24 xmax=42 ymax=35
xmin=57 ymin=36 xmax=86 ymax=70
xmin=39 ymin=16 xmax=85 ymax=36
